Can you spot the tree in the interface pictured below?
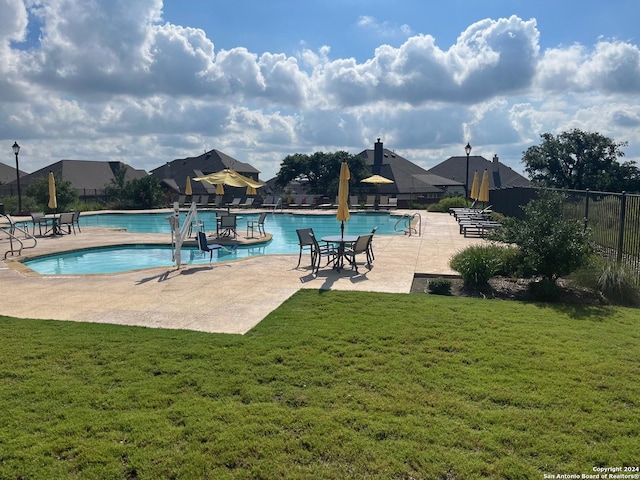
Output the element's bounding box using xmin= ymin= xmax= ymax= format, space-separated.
xmin=489 ymin=190 xmax=592 ymax=283
xmin=522 ymin=129 xmax=638 ymax=192
xmin=121 ymin=175 xmax=165 ymax=209
xmin=275 ymin=151 xmax=370 ymax=197
xmin=25 ymin=174 xmax=79 ymax=213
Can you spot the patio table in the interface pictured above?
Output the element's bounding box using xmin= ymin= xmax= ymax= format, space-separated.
xmin=321 ymin=235 xmax=358 ymax=272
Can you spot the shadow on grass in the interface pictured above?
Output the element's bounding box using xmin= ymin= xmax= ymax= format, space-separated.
xmin=535 ymin=302 xmax=615 ymax=321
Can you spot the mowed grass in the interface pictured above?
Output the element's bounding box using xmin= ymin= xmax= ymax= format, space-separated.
xmin=1 ymin=290 xmax=640 ymax=479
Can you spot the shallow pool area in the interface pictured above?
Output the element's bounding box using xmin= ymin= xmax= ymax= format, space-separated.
xmin=25 ymin=212 xmax=407 ymax=274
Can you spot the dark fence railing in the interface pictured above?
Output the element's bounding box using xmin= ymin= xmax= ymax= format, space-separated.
xmin=491 ymin=186 xmax=640 ymax=281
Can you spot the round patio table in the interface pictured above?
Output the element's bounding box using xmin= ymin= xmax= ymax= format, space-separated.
xmin=321 ymin=235 xmax=358 ymax=272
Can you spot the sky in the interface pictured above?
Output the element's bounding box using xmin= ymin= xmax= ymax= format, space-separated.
xmin=1 ymin=0 xmax=640 ymax=182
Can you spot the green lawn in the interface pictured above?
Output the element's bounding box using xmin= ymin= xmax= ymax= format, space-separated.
xmin=1 ymin=290 xmax=639 ymax=479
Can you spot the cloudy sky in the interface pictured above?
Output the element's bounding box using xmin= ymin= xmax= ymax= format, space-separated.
xmin=2 ymin=0 xmax=639 ymax=181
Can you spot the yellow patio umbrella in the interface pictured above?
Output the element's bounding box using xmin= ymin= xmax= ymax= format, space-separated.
xmin=360 ymin=174 xmax=394 ymax=185
xmin=361 ymin=174 xmax=394 ymax=210
xmin=469 ymin=170 xmax=480 ymax=200
xmin=478 ymin=169 xmax=490 ymax=204
xmin=216 ymin=183 xmax=225 ymax=195
xmin=246 ymin=185 xmax=257 ymax=195
xmin=194 ymin=169 xmax=264 ymax=190
xmin=47 ymin=171 xmax=57 ymax=211
xmin=337 ymin=162 xmax=350 ymax=237
xmin=185 ymin=176 xmax=193 ymax=196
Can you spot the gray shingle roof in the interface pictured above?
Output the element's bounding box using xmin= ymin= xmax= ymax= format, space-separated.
xmin=14 ymin=160 xmax=147 ymax=191
xmin=357 ymin=148 xmax=444 ymax=195
xmin=150 ymin=149 xmax=261 ymax=195
xmin=428 ymin=156 xmax=530 ymax=190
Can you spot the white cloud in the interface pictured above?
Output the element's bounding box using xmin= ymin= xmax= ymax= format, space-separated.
xmin=1 ymin=1 xmax=639 ymax=181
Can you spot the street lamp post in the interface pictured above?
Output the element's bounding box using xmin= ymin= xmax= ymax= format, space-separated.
xmin=12 ymin=142 xmax=22 ymax=214
xmin=464 ymin=142 xmax=472 ymax=199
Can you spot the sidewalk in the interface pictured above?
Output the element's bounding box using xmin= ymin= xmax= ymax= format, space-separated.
xmin=0 ymin=211 xmax=485 ymax=334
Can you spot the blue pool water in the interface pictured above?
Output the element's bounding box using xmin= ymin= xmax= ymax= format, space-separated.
xmin=24 ymin=212 xmax=405 ymax=274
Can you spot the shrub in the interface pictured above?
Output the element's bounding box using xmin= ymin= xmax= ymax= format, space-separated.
xmin=489 ymin=190 xmax=592 ymax=283
xmin=597 ymin=261 xmax=640 ymax=306
xmin=450 ymin=245 xmax=502 ymax=286
xmin=427 ymin=196 xmax=469 ymax=213
xmin=427 ymin=278 xmax=452 ymax=295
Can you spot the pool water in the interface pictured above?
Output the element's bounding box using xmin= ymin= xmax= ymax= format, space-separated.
xmin=25 ymin=212 xmax=406 ymax=274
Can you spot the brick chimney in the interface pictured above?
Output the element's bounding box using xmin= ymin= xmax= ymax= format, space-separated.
xmin=373 ymin=138 xmax=383 ymax=175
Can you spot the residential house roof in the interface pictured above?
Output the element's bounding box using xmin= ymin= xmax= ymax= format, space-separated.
xmin=357 ymin=146 xmax=445 ymax=195
xmin=0 ymin=162 xmax=27 ymax=184
xmin=14 ymin=160 xmax=147 ymax=192
xmin=428 ymin=155 xmax=530 ymax=190
xmin=150 ymin=149 xmax=261 ymax=195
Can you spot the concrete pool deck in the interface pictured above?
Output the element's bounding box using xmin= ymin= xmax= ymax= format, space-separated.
xmin=0 ymin=209 xmax=486 ymax=334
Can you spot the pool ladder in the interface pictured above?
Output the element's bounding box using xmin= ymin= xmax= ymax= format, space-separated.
xmin=394 ymin=213 xmax=422 ymax=236
xmin=1 ymin=214 xmax=38 ymax=259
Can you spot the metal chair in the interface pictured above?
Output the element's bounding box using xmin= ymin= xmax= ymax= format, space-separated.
xmin=218 ymin=214 xmax=237 ymax=238
xmin=344 ymin=234 xmax=374 ymax=273
xmin=308 ymin=232 xmax=337 ymax=274
xmin=295 ymin=228 xmax=314 ymax=267
xmin=197 ymin=231 xmax=222 ymax=262
xmin=247 ymin=212 xmax=267 ymax=237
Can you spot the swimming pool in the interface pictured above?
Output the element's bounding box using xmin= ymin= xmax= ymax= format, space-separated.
xmin=24 ymin=212 xmax=405 ymax=274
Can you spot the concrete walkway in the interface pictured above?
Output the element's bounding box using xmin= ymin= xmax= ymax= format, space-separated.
xmin=0 ymin=210 xmax=485 ymax=334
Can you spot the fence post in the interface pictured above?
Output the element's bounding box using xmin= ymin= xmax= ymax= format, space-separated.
xmin=617 ymin=192 xmax=626 ymax=264
xmin=584 ymin=188 xmax=590 ymax=231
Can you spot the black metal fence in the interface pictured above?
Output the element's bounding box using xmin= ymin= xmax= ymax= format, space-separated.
xmin=491 ymin=186 xmax=640 ymax=279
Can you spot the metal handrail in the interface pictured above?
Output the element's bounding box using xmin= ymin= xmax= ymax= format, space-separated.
xmin=1 ymin=214 xmax=38 ymax=259
xmin=394 ymin=213 xmax=422 ymax=236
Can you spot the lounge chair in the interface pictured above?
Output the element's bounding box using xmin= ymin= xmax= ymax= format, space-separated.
xmin=289 ymin=195 xmax=305 ymax=208
xmin=197 ymin=195 xmax=210 ymax=207
xmin=218 ymin=214 xmax=237 ymax=238
xmin=344 ymin=234 xmax=374 ymax=273
xmin=384 ymin=197 xmax=398 ymax=209
xmin=228 ymin=198 xmax=242 ymax=208
xmin=378 ymin=195 xmax=389 ymax=209
xmin=247 ymin=212 xmax=267 ymax=237
xmin=197 ymin=231 xmax=223 ymax=262
xmin=178 ymin=195 xmax=186 ymax=207
xmin=261 ymin=195 xmax=276 ymax=208
xmin=349 ymin=195 xmax=360 ymax=209
xmin=239 ymin=197 xmax=254 ymax=208
xmin=364 ymin=195 xmax=375 ymax=209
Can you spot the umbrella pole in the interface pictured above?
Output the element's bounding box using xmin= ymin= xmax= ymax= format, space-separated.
xmin=341 ymin=221 xmax=344 ymax=238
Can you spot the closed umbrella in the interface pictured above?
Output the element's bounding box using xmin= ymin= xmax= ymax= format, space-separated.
xmin=337 ymin=162 xmax=350 ymax=237
xmin=478 ymin=169 xmax=490 ymax=204
xmin=469 ymin=170 xmax=480 ymax=201
xmin=48 ymin=171 xmax=57 ymax=211
xmin=185 ymin=176 xmax=193 ymax=196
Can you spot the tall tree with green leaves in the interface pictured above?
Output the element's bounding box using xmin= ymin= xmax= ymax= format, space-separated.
xmin=275 ymin=151 xmax=370 ymax=197
xmin=522 ymin=129 xmax=637 ymax=192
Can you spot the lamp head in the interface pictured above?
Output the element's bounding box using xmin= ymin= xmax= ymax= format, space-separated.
xmin=12 ymin=142 xmax=20 ymax=155
xmin=464 ymin=142 xmax=472 ymax=156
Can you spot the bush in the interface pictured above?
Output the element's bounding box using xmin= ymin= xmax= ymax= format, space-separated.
xmin=427 ymin=278 xmax=452 ymax=295
xmin=450 ymin=245 xmax=502 ymax=286
xmin=596 ymin=261 xmax=640 ymax=306
xmin=489 ymin=190 xmax=592 ymax=283
xmin=427 ymin=196 xmax=469 ymax=213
